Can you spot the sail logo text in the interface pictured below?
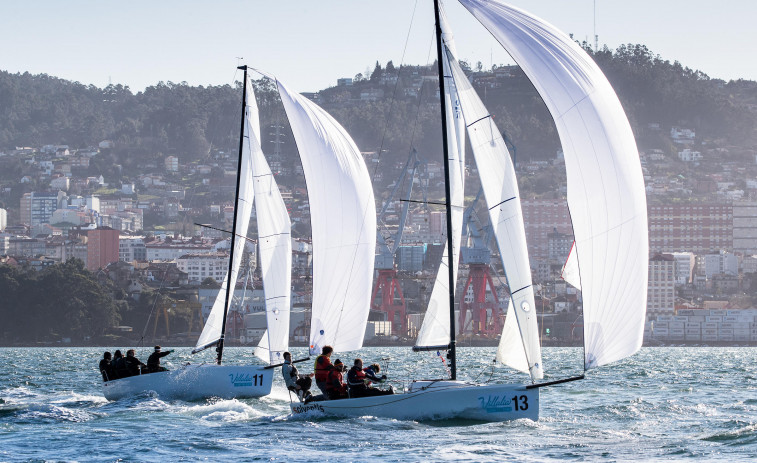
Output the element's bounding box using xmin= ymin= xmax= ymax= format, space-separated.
xmin=478 ymin=395 xmax=513 ymax=413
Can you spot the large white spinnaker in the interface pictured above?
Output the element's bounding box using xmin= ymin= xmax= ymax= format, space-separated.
xmin=414 ymin=9 xmax=467 ymax=349
xmin=193 ymin=81 xmax=256 ymax=354
xmin=459 ymin=0 xmax=649 ymax=369
xmin=274 ymin=79 xmax=376 ymax=355
xmin=445 ymin=48 xmax=543 ymax=380
xmin=242 ymin=77 xmax=293 ymax=365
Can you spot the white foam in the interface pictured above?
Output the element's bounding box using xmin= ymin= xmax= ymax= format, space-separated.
xmin=178 ymin=399 xmax=268 ymax=423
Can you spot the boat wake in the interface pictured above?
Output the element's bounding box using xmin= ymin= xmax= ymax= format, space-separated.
xmin=177 ymin=398 xmax=275 ymax=423
xmin=10 ymin=402 xmax=99 ymax=423
xmin=701 ymin=421 xmax=757 ymax=446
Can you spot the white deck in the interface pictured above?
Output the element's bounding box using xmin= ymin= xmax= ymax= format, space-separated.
xmin=102 ymin=363 xmax=273 ymax=401
xmin=290 ymin=381 xmax=538 ymax=422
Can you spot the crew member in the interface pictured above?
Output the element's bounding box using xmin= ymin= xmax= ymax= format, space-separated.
xmin=313 ymin=345 xmax=334 ymax=395
xmin=147 ymin=345 xmax=173 ymax=373
xmin=124 ymin=349 xmax=146 ymax=376
xmin=325 ymin=359 xmax=347 ymax=400
xmin=282 ymin=352 xmax=314 ymax=401
xmin=112 ymin=350 xmax=126 ymax=379
xmin=347 ymin=359 xmax=392 ymax=397
xmin=364 ymin=363 xmax=393 ymax=396
xmin=99 ymin=351 xmax=113 ymax=382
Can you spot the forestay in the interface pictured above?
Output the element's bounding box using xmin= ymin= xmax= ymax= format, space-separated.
xmin=445 ymin=47 xmax=543 ymax=380
xmin=193 ymin=79 xmax=256 ymax=354
xmin=244 ymin=78 xmax=292 ymax=365
xmin=459 ymin=0 xmax=648 ymax=368
xmin=414 ymin=5 xmax=467 ymax=349
xmin=275 ymin=80 xmax=376 ymax=355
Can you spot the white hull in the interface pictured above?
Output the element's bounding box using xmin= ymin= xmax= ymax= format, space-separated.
xmin=102 ymin=364 xmax=273 ymax=401
xmin=290 ymin=381 xmax=538 ymax=422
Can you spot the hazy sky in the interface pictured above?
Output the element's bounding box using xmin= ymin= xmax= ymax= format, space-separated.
xmin=2 ymin=1 xmax=755 ymax=93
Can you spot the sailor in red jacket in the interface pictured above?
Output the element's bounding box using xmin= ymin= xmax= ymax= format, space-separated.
xmin=313 ymin=345 xmax=334 ymax=395
xmin=325 ymin=359 xmax=348 ymax=400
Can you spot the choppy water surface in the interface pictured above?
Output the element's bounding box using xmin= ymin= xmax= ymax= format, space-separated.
xmin=0 ymin=347 xmax=754 ymax=462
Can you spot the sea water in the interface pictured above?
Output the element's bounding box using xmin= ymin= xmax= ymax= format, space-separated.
xmin=0 ymin=347 xmax=754 ymax=462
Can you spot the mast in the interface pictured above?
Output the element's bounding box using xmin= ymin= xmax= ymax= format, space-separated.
xmin=433 ymin=0 xmax=457 ymax=380
xmin=217 ymin=64 xmax=248 ymax=365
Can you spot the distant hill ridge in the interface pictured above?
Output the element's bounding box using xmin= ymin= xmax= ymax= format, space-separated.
xmin=1 ymin=43 xmax=755 ymax=172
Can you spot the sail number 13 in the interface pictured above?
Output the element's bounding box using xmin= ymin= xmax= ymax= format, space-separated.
xmin=512 ymin=395 xmax=528 ymax=411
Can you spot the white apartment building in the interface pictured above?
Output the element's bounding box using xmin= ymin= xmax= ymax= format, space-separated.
xmin=176 ymin=252 xmax=228 ymax=283
xmin=677 ymin=149 xmax=702 ymax=162
xmin=119 ymin=236 xmax=146 ymax=262
xmin=647 ymin=254 xmax=676 ymax=318
xmin=669 ymin=251 xmax=695 ymax=284
xmin=742 ymin=255 xmax=757 ymax=274
xmin=701 ymin=250 xmax=738 ymax=278
xmin=165 ymin=156 xmax=179 ymax=172
xmin=145 ymin=241 xmax=217 ymax=261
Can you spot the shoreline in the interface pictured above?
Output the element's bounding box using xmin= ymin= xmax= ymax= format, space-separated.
xmin=1 ymin=340 xmax=755 ymax=348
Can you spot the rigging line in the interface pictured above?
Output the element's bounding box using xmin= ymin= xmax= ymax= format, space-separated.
xmin=466 ymin=114 xmax=491 ymax=128
xmin=137 ymin=264 xmax=171 ymax=348
xmin=400 ymin=198 xmax=446 ymax=206
xmin=193 ymin=223 xmax=257 ymax=243
xmin=489 ymin=196 xmax=516 ymax=210
xmin=510 ymin=284 xmax=531 ymax=295
xmin=182 ymin=65 xmax=245 ymax=239
xmin=258 ymin=231 xmax=290 ymax=239
xmin=407 ymin=29 xmax=438 ymax=154
xmin=370 ymin=0 xmax=420 ymax=184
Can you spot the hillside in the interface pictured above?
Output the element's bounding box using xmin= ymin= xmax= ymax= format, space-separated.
xmin=1 ymin=43 xmax=756 ymax=190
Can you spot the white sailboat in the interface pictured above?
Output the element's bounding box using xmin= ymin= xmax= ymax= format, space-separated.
xmin=289 ymin=0 xmax=648 ymax=421
xmin=103 ymin=68 xmax=290 ymax=401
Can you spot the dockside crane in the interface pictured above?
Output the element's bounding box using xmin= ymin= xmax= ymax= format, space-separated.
xmin=370 ymin=149 xmax=424 ymax=336
xmin=458 ymin=187 xmax=504 ymax=337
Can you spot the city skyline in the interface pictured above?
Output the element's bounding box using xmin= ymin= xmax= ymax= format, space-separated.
xmin=2 ymin=0 xmax=756 ymax=93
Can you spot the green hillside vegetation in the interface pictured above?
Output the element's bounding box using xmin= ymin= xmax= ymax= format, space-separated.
xmin=1 ymin=43 xmax=755 ymax=172
xmin=0 ymin=259 xmax=122 ymax=343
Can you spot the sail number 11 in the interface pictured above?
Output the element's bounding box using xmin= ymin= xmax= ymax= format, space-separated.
xmin=512 ymin=395 xmax=528 ymax=411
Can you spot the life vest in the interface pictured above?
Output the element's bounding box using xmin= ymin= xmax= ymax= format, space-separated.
xmin=285 ymin=361 xmax=298 ymax=378
xmin=314 ymin=355 xmax=332 ymax=383
xmin=325 ymin=367 xmax=344 ymax=393
xmin=347 ymin=366 xmax=366 ymax=386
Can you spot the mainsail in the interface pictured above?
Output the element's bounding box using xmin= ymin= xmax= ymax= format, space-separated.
xmin=444 ymin=45 xmax=543 ymax=380
xmin=414 ymin=9 xmax=467 ymax=349
xmin=193 ymin=81 xmax=256 ymax=354
xmin=459 ymin=0 xmax=649 ymax=369
xmin=241 ymin=77 xmax=292 ymax=365
xmin=275 ymin=79 xmax=376 ymax=355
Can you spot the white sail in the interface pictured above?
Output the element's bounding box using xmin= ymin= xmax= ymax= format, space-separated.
xmin=414 ymin=12 xmax=467 ymax=349
xmin=562 ymin=241 xmax=582 ymax=290
xmin=496 ymin=300 xmax=529 ymax=373
xmin=247 ymin=78 xmax=292 ymax=365
xmin=460 ymin=0 xmax=649 ymax=369
xmin=275 ymin=79 xmax=376 ymax=355
xmin=194 ymin=82 xmax=256 ymax=353
xmin=254 ymin=330 xmax=270 ymax=362
xmin=445 ymin=47 xmax=543 ymax=380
